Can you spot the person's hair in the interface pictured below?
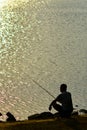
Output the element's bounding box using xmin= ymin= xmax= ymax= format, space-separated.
xmin=60 ymin=84 xmax=67 ymax=92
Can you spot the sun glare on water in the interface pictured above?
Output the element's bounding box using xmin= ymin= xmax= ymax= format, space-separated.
xmin=0 ymin=0 xmax=29 ymax=9
xmin=0 ymin=0 xmax=9 ymax=8
xmin=0 ymin=0 xmax=6 ymax=2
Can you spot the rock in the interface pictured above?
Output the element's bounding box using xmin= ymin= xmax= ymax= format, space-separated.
xmin=79 ymin=109 xmax=87 ymax=114
xmin=28 ymin=112 xmax=54 ymax=120
xmin=28 ymin=114 xmax=40 ymax=120
xmin=72 ymin=111 xmax=78 ymax=116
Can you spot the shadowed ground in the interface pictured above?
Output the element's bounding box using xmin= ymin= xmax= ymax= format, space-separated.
xmin=0 ymin=115 xmax=87 ymax=130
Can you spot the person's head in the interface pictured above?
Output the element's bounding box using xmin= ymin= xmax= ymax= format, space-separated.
xmin=60 ymin=84 xmax=67 ymax=93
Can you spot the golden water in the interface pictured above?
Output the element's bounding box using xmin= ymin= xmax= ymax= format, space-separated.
xmin=0 ymin=0 xmax=87 ymax=120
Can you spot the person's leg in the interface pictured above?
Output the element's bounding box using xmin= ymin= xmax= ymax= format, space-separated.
xmin=53 ymin=103 xmax=72 ymax=118
xmin=53 ymin=103 xmax=62 ymax=113
xmin=60 ymin=110 xmax=72 ymax=118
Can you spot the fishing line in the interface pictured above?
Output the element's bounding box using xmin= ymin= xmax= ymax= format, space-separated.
xmin=31 ymin=78 xmax=55 ymax=99
xmin=28 ymin=75 xmax=55 ymax=99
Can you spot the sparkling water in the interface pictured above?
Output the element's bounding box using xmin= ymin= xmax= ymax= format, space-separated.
xmin=0 ymin=0 xmax=87 ymax=120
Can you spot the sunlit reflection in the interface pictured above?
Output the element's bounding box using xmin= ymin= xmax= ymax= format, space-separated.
xmin=0 ymin=0 xmax=6 ymax=3
xmin=0 ymin=0 xmax=87 ymax=120
xmin=0 ymin=0 xmax=8 ymax=8
xmin=0 ymin=0 xmax=29 ymax=9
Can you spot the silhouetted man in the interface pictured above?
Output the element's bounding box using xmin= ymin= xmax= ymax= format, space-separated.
xmin=49 ymin=84 xmax=73 ymax=117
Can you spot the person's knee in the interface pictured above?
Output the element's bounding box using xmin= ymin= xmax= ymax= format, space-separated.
xmin=52 ymin=103 xmax=57 ymax=108
xmin=53 ymin=104 xmax=61 ymax=112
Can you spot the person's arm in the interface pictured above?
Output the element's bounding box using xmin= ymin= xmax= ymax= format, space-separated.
xmin=49 ymin=94 xmax=62 ymax=111
xmin=49 ymin=97 xmax=58 ymax=111
xmin=49 ymin=100 xmax=55 ymax=111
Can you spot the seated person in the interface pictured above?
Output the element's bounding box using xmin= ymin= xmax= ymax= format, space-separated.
xmin=49 ymin=84 xmax=73 ymax=117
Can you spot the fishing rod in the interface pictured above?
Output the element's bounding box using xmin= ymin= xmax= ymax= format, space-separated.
xmin=30 ymin=77 xmax=55 ymax=99
xmin=28 ymin=76 xmax=79 ymax=111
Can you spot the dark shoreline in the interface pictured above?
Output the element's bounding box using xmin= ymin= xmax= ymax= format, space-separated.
xmin=0 ymin=115 xmax=87 ymax=130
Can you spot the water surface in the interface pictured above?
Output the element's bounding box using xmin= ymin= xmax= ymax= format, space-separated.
xmin=0 ymin=0 xmax=87 ymax=120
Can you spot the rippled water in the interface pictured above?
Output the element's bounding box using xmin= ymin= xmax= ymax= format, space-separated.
xmin=0 ymin=0 xmax=87 ymax=120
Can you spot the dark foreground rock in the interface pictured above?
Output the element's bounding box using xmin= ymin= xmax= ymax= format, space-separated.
xmin=79 ymin=109 xmax=87 ymax=114
xmin=28 ymin=112 xmax=54 ymax=120
xmin=28 ymin=111 xmax=80 ymax=120
xmin=0 ymin=116 xmax=87 ymax=130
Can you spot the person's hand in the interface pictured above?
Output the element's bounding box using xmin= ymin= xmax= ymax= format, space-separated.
xmin=49 ymin=105 xmax=52 ymax=111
